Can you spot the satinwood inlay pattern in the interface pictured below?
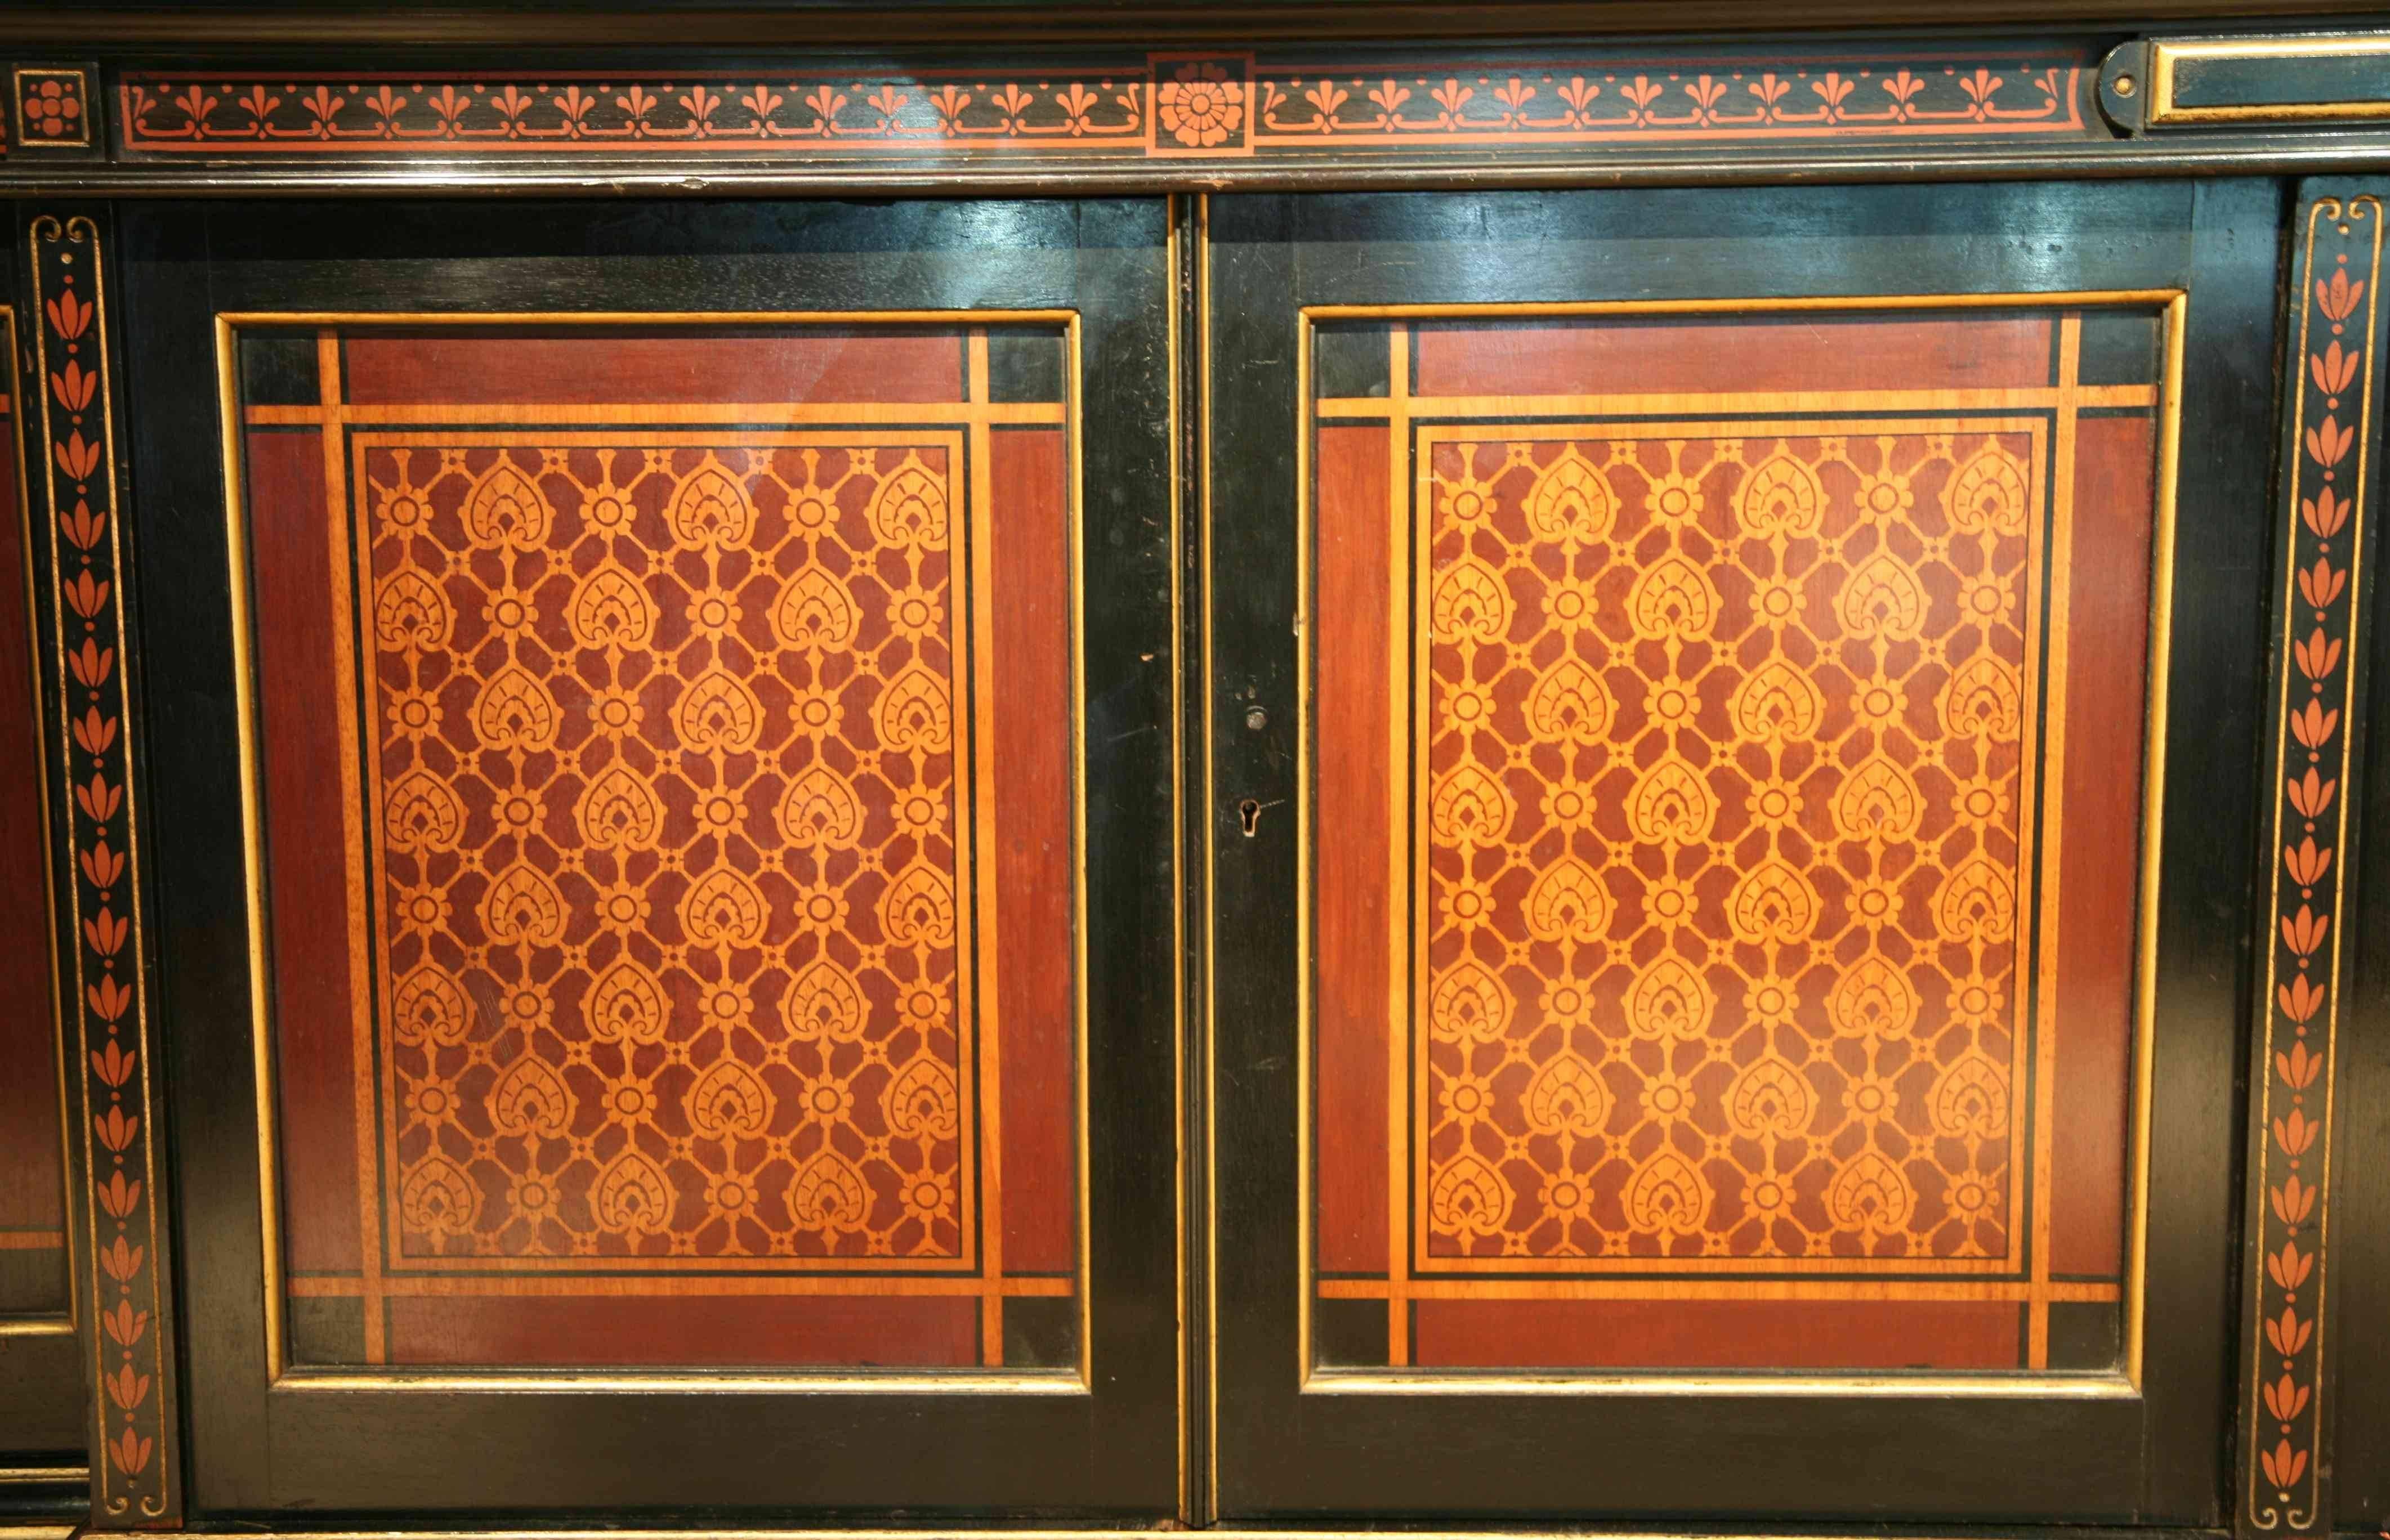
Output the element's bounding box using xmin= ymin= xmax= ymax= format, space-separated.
xmin=359 ymin=436 xmax=977 ymax=1266
xmin=1419 ymin=428 xmax=2039 ymax=1268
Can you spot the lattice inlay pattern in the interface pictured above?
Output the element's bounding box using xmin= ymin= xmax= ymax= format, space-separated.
xmin=1417 ymin=426 xmax=2043 ymax=1268
xmin=360 ymin=435 xmax=976 ymax=1265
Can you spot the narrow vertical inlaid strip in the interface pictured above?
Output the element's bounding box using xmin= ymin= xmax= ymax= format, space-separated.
xmin=1385 ymin=323 xmax=1413 ymax=1369
xmin=1165 ymin=200 xmax=1192 ymax=1507
xmin=314 ymin=333 xmax=390 ymax=1367
xmin=1293 ymin=301 xmax=1315 ymax=1386
xmin=966 ymin=330 xmax=1007 ymax=1367
xmin=2240 ymin=187 xmax=2384 ymax=1539
xmin=2026 ymin=316 xmax=2083 ymax=1369
xmin=29 ymin=212 xmax=180 ymax=1525
xmin=2124 ymin=292 xmax=2188 ymax=1392
xmin=221 ymin=314 xmax=271 ymax=1391
xmin=1064 ymin=312 xmax=1094 ymax=1388
xmin=1196 ymin=193 xmax=1222 ymax=1510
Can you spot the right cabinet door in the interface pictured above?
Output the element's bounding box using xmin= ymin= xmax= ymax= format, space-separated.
xmin=1204 ymin=181 xmax=2282 ymax=1523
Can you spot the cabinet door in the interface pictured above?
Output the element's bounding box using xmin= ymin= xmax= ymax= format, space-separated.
xmin=120 ymin=199 xmax=1180 ymax=1517
xmin=1205 ymin=182 xmax=2280 ymax=1522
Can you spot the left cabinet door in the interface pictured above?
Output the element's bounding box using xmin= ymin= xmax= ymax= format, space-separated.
xmin=116 ymin=199 xmax=1181 ymax=1519
xmin=0 ymin=290 xmax=84 ymax=1472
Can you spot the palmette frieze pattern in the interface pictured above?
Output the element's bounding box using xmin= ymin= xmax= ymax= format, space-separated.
xmin=364 ymin=439 xmax=972 ymax=1266
xmin=1421 ymin=431 xmax=2037 ymax=1268
xmin=114 ymin=52 xmax=2087 ymax=159
xmin=2240 ymin=191 xmax=2381 ymax=1537
xmin=31 ymin=213 xmax=177 ymax=1523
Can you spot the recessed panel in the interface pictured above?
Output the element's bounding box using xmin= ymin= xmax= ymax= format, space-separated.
xmin=1309 ymin=308 xmax=2161 ymax=1373
xmin=236 ymin=323 xmax=1079 ymax=1372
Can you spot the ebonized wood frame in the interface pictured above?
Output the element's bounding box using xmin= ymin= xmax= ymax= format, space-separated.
xmin=0 ymin=7 xmax=2382 ymax=1535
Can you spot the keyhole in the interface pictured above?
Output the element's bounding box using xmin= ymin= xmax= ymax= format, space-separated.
xmin=1239 ymin=799 xmax=1262 ymax=837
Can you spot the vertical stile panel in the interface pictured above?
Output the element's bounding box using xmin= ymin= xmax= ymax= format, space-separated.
xmin=2238 ymin=182 xmax=2387 ymax=1540
xmin=24 ymin=208 xmax=180 ymax=1528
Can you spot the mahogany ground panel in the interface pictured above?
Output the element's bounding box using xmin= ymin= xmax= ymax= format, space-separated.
xmin=1311 ymin=310 xmax=2163 ymax=1372
xmin=238 ymin=325 xmax=1078 ymax=1370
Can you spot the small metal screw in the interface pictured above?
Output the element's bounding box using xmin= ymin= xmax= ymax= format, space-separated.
xmin=2112 ymin=74 xmax=2137 ymax=98
xmin=1244 ymin=706 xmax=1268 ymax=731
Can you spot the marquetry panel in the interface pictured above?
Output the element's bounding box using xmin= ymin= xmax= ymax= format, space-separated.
xmin=364 ymin=431 xmax=979 ymax=1270
xmin=1417 ymin=422 xmax=2039 ymax=1271
xmin=1310 ymin=307 xmax=2168 ymax=1373
xmin=234 ymin=323 xmax=1079 ymax=1371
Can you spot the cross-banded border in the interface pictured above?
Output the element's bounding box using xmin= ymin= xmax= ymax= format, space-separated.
xmin=28 ymin=210 xmax=177 ymax=1526
xmin=2239 ymin=186 xmax=2383 ymax=1539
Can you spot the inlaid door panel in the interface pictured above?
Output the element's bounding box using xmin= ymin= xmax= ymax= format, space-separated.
xmin=238 ymin=322 xmax=1078 ymax=1375
xmin=0 ymin=296 xmax=84 ymax=1460
xmin=1310 ymin=308 xmax=2157 ymax=1376
xmin=120 ymin=200 xmax=1176 ymax=1516
xmin=1208 ymin=183 xmax=2280 ymax=1521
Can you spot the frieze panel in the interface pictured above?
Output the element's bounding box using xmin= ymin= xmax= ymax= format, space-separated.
xmin=113 ymin=49 xmax=2092 ymax=161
